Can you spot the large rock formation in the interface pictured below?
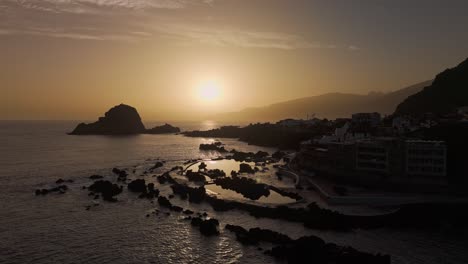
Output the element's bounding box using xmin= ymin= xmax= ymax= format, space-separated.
xmin=70 ymin=104 xmax=146 ymax=135
xmin=145 ymin=123 xmax=180 ymax=134
xmin=395 ymin=57 xmax=468 ymax=115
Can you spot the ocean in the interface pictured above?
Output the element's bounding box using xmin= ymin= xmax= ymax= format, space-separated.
xmin=0 ymin=121 xmax=467 ymax=264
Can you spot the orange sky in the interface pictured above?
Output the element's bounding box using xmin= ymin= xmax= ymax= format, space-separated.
xmin=1 ymin=0 xmax=468 ymax=121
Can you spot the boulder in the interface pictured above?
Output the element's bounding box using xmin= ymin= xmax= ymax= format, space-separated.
xmin=239 ymin=163 xmax=255 ymax=174
xmin=88 ymin=180 xmax=122 ymax=202
xmin=191 ymin=217 xmax=219 ymax=236
xmin=89 ymin=175 xmax=104 ymax=180
xmin=127 ymin=179 xmax=147 ymax=193
xmin=112 ymin=168 xmax=128 ymax=181
xmin=157 ymin=196 xmax=173 ymax=208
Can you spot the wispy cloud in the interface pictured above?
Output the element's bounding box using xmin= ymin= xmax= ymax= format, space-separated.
xmin=0 ymin=27 xmax=142 ymax=41
xmin=348 ymin=45 xmax=360 ymax=51
xmin=154 ymin=24 xmax=324 ymax=50
xmin=0 ymin=0 xmax=359 ymax=51
xmin=7 ymin=0 xmax=212 ymax=13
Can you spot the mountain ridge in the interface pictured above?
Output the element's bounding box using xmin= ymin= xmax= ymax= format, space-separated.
xmin=213 ymin=80 xmax=432 ymax=122
xmin=395 ymin=58 xmax=468 ymax=115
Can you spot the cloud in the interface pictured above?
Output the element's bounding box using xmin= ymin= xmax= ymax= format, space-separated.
xmin=0 ymin=1 xmax=357 ymax=51
xmin=6 ymin=0 xmax=212 ymax=13
xmin=348 ymin=45 xmax=360 ymax=51
xmin=0 ymin=27 xmax=141 ymax=42
xmin=152 ymin=24 xmax=324 ymax=50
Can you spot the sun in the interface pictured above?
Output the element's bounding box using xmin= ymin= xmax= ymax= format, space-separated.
xmin=198 ymin=80 xmax=222 ymax=102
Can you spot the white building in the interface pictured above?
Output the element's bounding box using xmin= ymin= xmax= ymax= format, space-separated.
xmin=405 ymin=140 xmax=446 ymax=179
xmin=355 ymin=138 xmax=392 ymax=174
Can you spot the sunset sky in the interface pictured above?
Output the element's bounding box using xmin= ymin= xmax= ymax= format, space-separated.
xmin=2 ymin=0 xmax=468 ymax=121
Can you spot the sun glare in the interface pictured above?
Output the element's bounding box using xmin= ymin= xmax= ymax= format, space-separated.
xmin=198 ymin=80 xmax=222 ymax=102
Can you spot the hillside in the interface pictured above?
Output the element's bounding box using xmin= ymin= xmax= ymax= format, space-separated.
xmin=214 ymin=80 xmax=431 ymax=122
xmin=395 ymin=58 xmax=468 ymax=115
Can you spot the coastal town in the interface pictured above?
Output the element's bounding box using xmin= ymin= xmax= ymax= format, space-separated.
xmin=26 ymin=56 xmax=468 ymax=263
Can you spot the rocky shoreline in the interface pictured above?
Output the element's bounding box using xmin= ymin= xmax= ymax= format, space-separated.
xmin=33 ymin=146 xmax=468 ymax=263
xmin=183 ymin=123 xmax=333 ymax=149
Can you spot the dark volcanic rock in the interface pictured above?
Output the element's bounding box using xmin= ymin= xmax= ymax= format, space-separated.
xmin=198 ymin=162 xmax=207 ymax=171
xmin=146 ymin=124 xmax=180 ymax=134
xmin=88 ymin=180 xmax=122 ymax=202
xmin=239 ymin=163 xmax=255 ymax=174
xmin=213 ymin=176 xmax=269 ymax=200
xmin=205 ymin=169 xmax=226 ymax=179
xmin=157 ymin=196 xmax=173 ymax=208
xmin=35 ymin=185 xmax=68 ymax=196
xmin=191 ymin=217 xmax=219 ymax=236
xmin=267 ymin=236 xmax=390 ymax=264
xmin=225 ymin=224 xmax=291 ymax=245
xmin=112 ymin=168 xmax=128 ymax=181
xmin=199 ymin=142 xmax=228 ymax=152
xmin=225 ymin=224 xmax=390 ymax=263
xmin=69 ymin=104 xmax=146 ymax=135
xmin=89 ymin=175 xmax=104 ymax=180
xmin=150 ymin=161 xmax=164 ymax=171
xmin=127 ymin=179 xmax=147 ymax=193
xmin=272 ymin=151 xmax=287 ymax=160
xmin=185 ymin=170 xmax=206 ymax=182
xmin=172 ymin=184 xmax=206 ymax=203
xmin=157 ymin=196 xmax=182 ymax=211
xmin=157 ymin=174 xmax=168 ymax=184
xmin=56 ymin=178 xmax=65 ymax=184
xmin=228 ymin=150 xmax=269 ymax=163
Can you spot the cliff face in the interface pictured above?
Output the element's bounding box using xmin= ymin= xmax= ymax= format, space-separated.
xmin=395 ymin=57 xmax=468 ymax=115
xmin=70 ymin=104 xmax=146 ymax=135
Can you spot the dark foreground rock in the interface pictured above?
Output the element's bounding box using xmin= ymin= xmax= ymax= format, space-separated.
xmin=35 ymin=185 xmax=68 ymax=195
xmin=239 ymin=163 xmax=255 ymax=174
xmin=213 ymin=176 xmax=270 ymax=200
xmin=225 ymin=225 xmax=291 ymax=245
xmin=149 ymin=161 xmax=164 ymax=171
xmin=191 ymin=217 xmax=220 ymax=236
xmin=267 ymin=235 xmax=390 ymax=264
xmin=229 ymin=150 xmax=270 ymax=162
xmin=204 ymin=169 xmax=226 ymax=179
xmin=127 ymin=179 xmax=147 ymax=193
xmin=225 ymin=224 xmax=390 ymax=263
xmin=199 ymin=142 xmax=228 ymax=152
xmin=185 ymin=170 xmax=206 ymax=182
xmin=88 ymin=180 xmax=122 ymax=202
xmin=145 ymin=124 xmax=180 ymax=134
xmin=157 ymin=196 xmax=182 ymax=211
xmin=170 ymin=184 xmax=206 ymax=203
xmin=112 ymin=168 xmax=128 ymax=181
xmin=127 ymin=180 xmax=160 ymax=199
xmin=69 ymin=104 xmax=146 ymax=135
xmin=89 ymin=175 xmax=104 ymax=180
